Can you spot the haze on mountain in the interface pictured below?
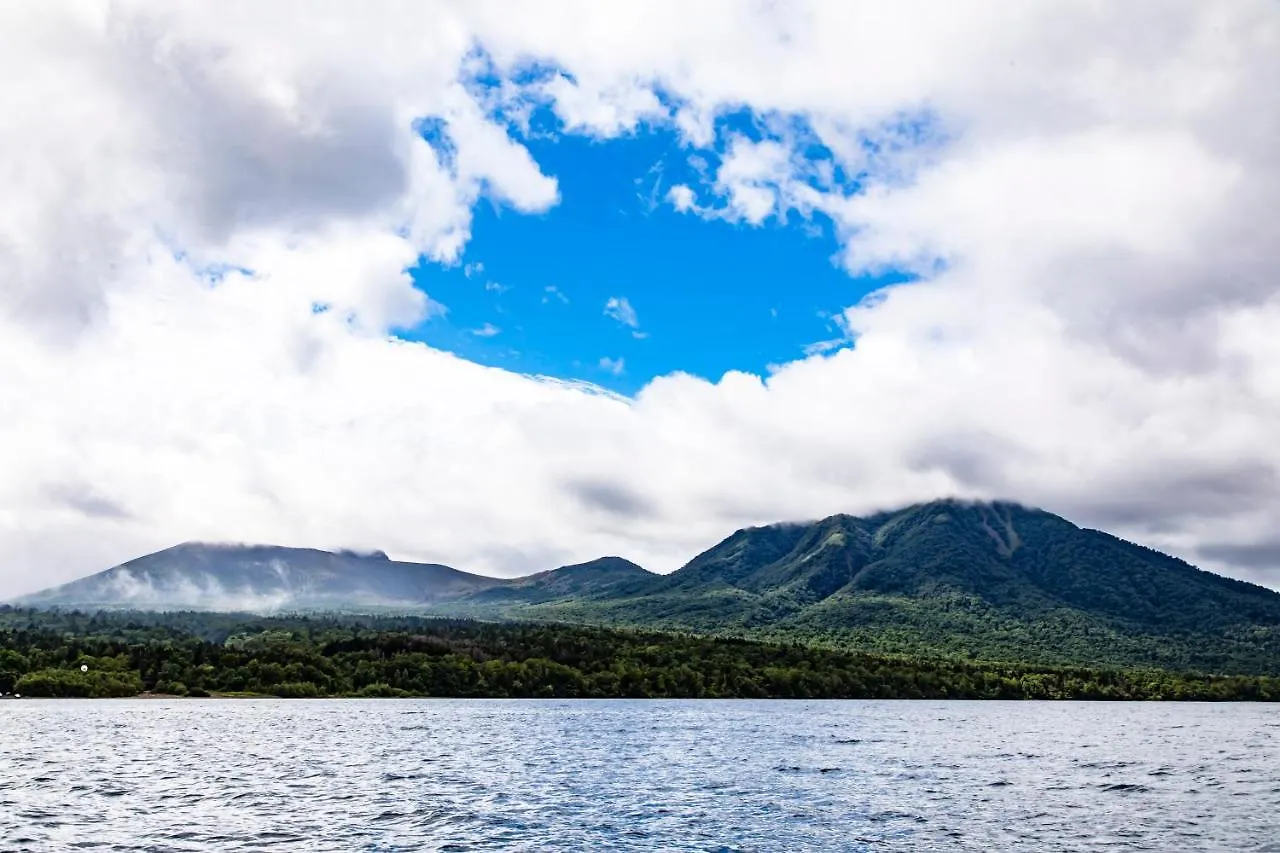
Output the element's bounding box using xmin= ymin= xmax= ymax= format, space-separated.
xmin=13 ymin=543 xmax=510 ymax=613
xmin=13 ymin=499 xmax=1280 ymax=676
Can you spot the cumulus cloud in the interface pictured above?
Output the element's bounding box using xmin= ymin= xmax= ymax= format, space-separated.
xmin=667 ymin=185 xmax=697 ymax=213
xmin=2 ymin=0 xmax=1280 ymax=597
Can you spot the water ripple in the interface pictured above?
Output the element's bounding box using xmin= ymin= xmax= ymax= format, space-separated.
xmin=0 ymin=699 xmax=1277 ymax=851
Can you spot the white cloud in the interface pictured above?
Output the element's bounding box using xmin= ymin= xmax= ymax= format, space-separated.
xmin=470 ymin=323 xmax=501 ymax=337
xmin=604 ymin=296 xmax=639 ymax=328
xmin=667 ymin=184 xmax=697 ymax=213
xmin=2 ymin=0 xmax=1280 ymax=598
xmin=539 ymin=73 xmax=666 ymax=138
xmin=543 ymin=285 xmax=570 ymax=304
xmin=599 ymin=357 xmax=626 ymax=376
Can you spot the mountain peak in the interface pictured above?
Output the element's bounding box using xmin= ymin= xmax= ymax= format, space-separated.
xmin=533 ymin=499 xmax=1280 ymax=673
xmin=16 ymin=541 xmax=499 ymax=612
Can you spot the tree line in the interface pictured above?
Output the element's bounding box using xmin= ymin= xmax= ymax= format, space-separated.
xmin=1 ymin=606 xmax=1277 ymax=701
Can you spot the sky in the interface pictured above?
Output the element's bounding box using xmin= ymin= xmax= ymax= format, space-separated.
xmin=1 ymin=1 xmax=1279 ymax=597
xmin=406 ymin=121 xmax=908 ymax=393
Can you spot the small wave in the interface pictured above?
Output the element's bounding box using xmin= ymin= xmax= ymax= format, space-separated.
xmin=868 ymin=810 xmax=926 ymax=824
xmin=1079 ymin=760 xmax=1137 ymax=770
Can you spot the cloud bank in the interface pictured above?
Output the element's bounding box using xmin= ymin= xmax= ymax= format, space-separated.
xmin=2 ymin=1 xmax=1279 ymax=595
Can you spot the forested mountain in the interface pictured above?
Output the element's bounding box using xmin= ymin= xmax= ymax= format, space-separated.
xmin=12 ymin=500 xmax=1280 ymax=674
xmin=477 ymin=501 xmax=1280 ymax=674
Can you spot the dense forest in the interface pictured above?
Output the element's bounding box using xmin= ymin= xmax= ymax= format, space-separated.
xmin=1 ymin=607 xmax=1277 ymax=701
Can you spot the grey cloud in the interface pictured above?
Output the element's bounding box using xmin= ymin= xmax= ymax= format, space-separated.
xmin=469 ymin=543 xmax=575 ymax=578
xmin=1196 ymin=541 xmax=1280 ymax=571
xmin=564 ymin=478 xmax=657 ymax=519
xmin=115 ymin=19 xmax=408 ymax=242
xmin=1043 ymin=463 xmax=1280 ymax=548
xmin=1045 ymin=250 xmax=1269 ymax=377
xmin=45 ymin=483 xmax=133 ymax=521
xmin=906 ymin=430 xmax=1034 ymax=490
xmin=3 ymin=8 xmax=415 ymax=340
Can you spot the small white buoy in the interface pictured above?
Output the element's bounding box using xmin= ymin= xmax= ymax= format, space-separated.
xmin=80 ymin=664 xmax=89 ymax=673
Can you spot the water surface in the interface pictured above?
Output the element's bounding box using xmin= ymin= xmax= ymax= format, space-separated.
xmin=1 ymin=699 xmax=1277 ymax=851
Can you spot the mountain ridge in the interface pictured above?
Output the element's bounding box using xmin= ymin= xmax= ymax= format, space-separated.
xmin=13 ymin=542 xmax=506 ymax=612
xmin=12 ymin=498 xmax=1280 ymax=674
xmin=481 ymin=499 xmax=1280 ymax=674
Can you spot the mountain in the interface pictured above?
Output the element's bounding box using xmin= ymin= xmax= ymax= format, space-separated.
xmin=13 ymin=542 xmax=504 ymax=611
xmin=461 ymin=557 xmax=652 ymax=606
xmin=487 ymin=500 xmax=1280 ymax=675
xmin=12 ymin=499 xmax=1280 ymax=675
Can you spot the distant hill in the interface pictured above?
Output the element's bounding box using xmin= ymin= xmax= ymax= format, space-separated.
xmin=12 ymin=543 xmax=657 ymax=616
xmin=12 ymin=499 xmax=1280 ymax=674
xmin=12 ymin=543 xmax=504 ymax=612
xmin=461 ymin=557 xmax=652 ymax=607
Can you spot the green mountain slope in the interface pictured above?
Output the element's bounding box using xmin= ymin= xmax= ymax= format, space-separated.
xmin=470 ymin=500 xmax=1280 ymax=675
xmin=452 ymin=556 xmax=653 ymax=612
xmin=14 ymin=499 xmax=1280 ymax=675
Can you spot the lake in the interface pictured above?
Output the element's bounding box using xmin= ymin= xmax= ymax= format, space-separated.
xmin=1 ymin=699 xmax=1277 ymax=851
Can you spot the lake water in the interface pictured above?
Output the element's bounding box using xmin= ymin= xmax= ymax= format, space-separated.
xmin=1 ymin=699 xmax=1277 ymax=851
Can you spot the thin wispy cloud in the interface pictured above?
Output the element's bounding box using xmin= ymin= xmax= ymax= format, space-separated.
xmin=604 ymin=296 xmax=639 ymax=328
xmin=599 ymin=356 xmax=625 ymax=376
xmin=803 ymin=339 xmax=845 ymax=357
xmin=470 ymin=323 xmax=501 ymax=337
xmin=635 ymin=159 xmax=666 ymax=213
xmin=543 ymin=285 xmax=569 ymax=305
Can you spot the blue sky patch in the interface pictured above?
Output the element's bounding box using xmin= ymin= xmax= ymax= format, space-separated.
xmin=403 ymin=115 xmax=911 ymax=394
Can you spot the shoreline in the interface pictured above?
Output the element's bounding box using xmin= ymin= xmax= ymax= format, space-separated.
xmin=0 ymin=693 xmax=1273 ymax=703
